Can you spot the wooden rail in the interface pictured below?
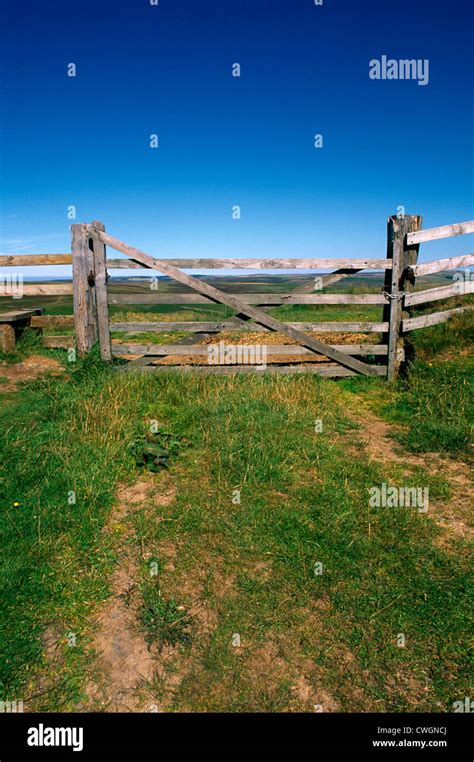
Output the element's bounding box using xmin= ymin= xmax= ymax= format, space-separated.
xmin=106 ymin=257 xmax=392 ymax=270
xmin=410 ymin=254 xmax=474 ymax=277
xmin=42 ymin=336 xmax=75 ymax=348
xmin=108 ymin=293 xmax=386 ymax=306
xmin=407 ymin=220 xmax=474 ymax=245
xmin=0 ymin=254 xmax=71 ymax=267
xmin=111 ymin=342 xmax=394 ymax=357
xmin=109 ymin=320 xmax=388 ymax=333
xmin=31 ymin=315 xmax=75 ymax=328
xmin=116 ymin=364 xmax=388 ymax=377
xmin=405 ymin=281 xmax=474 ymax=306
xmin=402 ymin=305 xmax=474 ymax=332
xmin=17 ymin=284 xmax=73 ymax=296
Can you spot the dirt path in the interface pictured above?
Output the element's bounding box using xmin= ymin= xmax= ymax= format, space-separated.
xmin=79 ymin=474 xmax=344 ymax=712
xmin=0 ymin=355 xmax=64 ymax=393
xmin=83 ymin=478 xmax=177 ymax=711
xmin=343 ymin=400 xmax=472 ymax=543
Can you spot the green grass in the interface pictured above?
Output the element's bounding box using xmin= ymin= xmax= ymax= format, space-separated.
xmin=384 ymin=363 xmax=473 ymax=454
xmin=340 ymin=311 xmax=474 ymax=456
xmin=411 ymin=306 xmax=474 ymax=360
xmin=0 ymin=337 xmax=472 ymax=712
xmin=270 ymin=302 xmax=383 ymax=323
xmin=0 ymin=356 xmax=127 ymax=704
xmin=0 ymin=291 xmax=472 ymax=712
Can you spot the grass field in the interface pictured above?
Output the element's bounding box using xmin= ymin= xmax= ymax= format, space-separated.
xmin=0 ymin=284 xmax=472 ymax=713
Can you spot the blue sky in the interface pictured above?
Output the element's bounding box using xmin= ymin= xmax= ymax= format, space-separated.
xmin=1 ymin=0 xmax=473 ymax=277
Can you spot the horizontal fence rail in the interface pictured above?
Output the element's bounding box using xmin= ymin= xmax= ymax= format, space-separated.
xmin=410 ymin=253 xmax=474 ymax=277
xmin=406 ymin=220 xmax=474 ymax=245
xmin=16 ymin=284 xmax=73 ymax=296
xmin=111 ymin=342 xmax=396 ymax=357
xmin=106 ymin=257 xmax=393 ymax=270
xmin=107 ymin=292 xmax=387 ymax=306
xmin=402 ymin=305 xmax=474 ymax=332
xmin=30 ymin=315 xmax=75 ymax=328
xmin=117 ymin=364 xmax=389 ymax=377
xmin=405 ymin=281 xmax=474 ymax=306
xmin=109 ymin=320 xmax=389 ymax=333
xmin=42 ymin=336 xmax=75 ymax=348
xmin=0 ymin=254 xmax=72 ymax=267
xmin=0 ymin=254 xmax=392 ymax=270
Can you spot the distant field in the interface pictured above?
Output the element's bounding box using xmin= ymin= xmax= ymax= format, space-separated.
xmin=1 ymin=273 xmax=467 ymax=342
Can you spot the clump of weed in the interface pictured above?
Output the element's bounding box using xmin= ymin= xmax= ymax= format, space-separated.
xmin=130 ymin=425 xmax=191 ymax=471
xmin=139 ymin=580 xmax=192 ymax=649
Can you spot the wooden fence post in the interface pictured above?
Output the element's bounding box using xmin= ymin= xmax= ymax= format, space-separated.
xmin=89 ymin=220 xmax=112 ymax=362
xmin=71 ymin=223 xmax=97 ymax=357
xmin=383 ymin=214 xmax=422 ymax=379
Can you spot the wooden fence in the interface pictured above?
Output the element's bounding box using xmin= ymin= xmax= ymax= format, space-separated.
xmin=1 ymin=215 xmax=473 ymax=379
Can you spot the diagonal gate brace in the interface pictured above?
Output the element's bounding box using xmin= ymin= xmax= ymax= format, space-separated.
xmin=87 ymin=226 xmax=380 ymax=377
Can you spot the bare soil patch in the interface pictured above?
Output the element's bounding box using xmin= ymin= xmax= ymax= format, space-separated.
xmin=84 ymin=477 xmax=178 ymax=712
xmin=0 ymin=355 xmax=64 ymax=392
xmin=344 ymin=402 xmax=472 ymax=543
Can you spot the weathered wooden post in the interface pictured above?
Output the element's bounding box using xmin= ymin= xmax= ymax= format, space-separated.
xmin=71 ymin=223 xmax=97 ymax=357
xmin=383 ymin=214 xmax=422 ymax=380
xmin=89 ymin=220 xmax=112 ymax=362
xmin=0 ymin=324 xmax=15 ymax=353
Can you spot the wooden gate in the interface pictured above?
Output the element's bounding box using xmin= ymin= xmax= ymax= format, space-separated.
xmin=66 ymin=215 xmax=474 ymax=379
xmin=1 ymin=214 xmax=471 ymax=373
